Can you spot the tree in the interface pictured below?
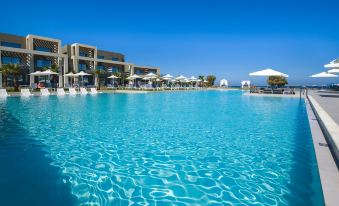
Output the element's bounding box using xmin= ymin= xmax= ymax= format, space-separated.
xmin=0 ymin=64 xmax=11 ymax=87
xmin=267 ymin=76 xmax=288 ymax=88
xmin=206 ymin=75 xmax=216 ymax=87
xmin=7 ymin=64 xmax=21 ymax=91
xmin=198 ymin=75 xmax=204 ymax=81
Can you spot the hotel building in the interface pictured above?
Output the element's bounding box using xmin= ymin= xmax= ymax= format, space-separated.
xmin=0 ymin=32 xmax=160 ymax=87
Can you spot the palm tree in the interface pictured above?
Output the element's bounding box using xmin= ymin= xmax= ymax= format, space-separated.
xmin=0 ymin=64 xmax=11 ymax=87
xmin=94 ymin=69 xmax=102 ymax=90
xmin=7 ymin=64 xmax=21 ymax=91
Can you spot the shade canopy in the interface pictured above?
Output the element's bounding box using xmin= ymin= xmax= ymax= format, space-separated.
xmin=162 ymin=74 xmax=173 ymax=78
xmin=196 ymin=79 xmax=202 ymax=82
xmin=203 ymin=80 xmax=208 ymax=83
xmin=311 ymin=72 xmax=338 ymax=78
xmin=127 ymin=74 xmax=140 ymax=80
xmin=175 ymin=75 xmax=186 ymax=80
xmin=188 ymin=76 xmax=197 ymax=81
xmin=75 ymin=71 xmax=91 ymax=76
xmin=108 ymin=74 xmax=119 ymax=79
xmin=65 ymin=72 xmax=77 ymax=77
xmin=156 ymin=78 xmax=162 ymax=82
xmin=145 ymin=72 xmax=157 ymax=78
xmin=220 ymin=79 xmax=228 ymax=86
xmin=29 ymin=71 xmax=42 ymax=76
xmin=249 ymin=68 xmax=288 ymax=77
xmin=328 ymin=69 xmax=339 ymax=74
xmin=41 ymin=69 xmax=59 ymax=75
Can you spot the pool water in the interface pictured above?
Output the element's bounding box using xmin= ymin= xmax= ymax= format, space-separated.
xmin=0 ymin=91 xmax=324 ymax=205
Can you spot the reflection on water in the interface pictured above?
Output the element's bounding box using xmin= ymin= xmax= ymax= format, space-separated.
xmin=0 ymin=91 xmax=324 ymax=205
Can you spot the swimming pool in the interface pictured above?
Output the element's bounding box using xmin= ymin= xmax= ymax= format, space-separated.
xmin=0 ymin=91 xmax=324 ymax=205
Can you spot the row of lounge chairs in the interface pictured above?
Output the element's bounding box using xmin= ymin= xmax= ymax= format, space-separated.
xmin=0 ymin=88 xmax=100 ymax=98
xmin=250 ymin=88 xmax=295 ymax=95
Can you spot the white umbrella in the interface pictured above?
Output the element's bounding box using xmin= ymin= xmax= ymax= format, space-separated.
xmin=29 ymin=71 xmax=43 ymax=76
xmin=65 ymin=72 xmax=76 ymax=77
xmin=40 ymin=69 xmax=59 ymax=75
xmin=163 ymin=74 xmax=173 ymax=78
xmin=128 ymin=74 xmax=140 ymax=79
xmin=145 ymin=72 xmax=157 ymax=78
xmin=75 ymin=71 xmax=91 ymax=76
xmin=108 ymin=74 xmax=119 ymax=87
xmin=65 ymin=72 xmax=77 ymax=87
xmin=175 ymin=75 xmax=186 ymax=80
xmin=196 ymin=79 xmax=202 ymax=82
xmin=108 ymin=74 xmax=119 ymax=79
xmin=188 ymin=76 xmax=197 ymax=81
xmin=311 ymin=72 xmax=338 ymax=78
xmin=249 ymin=68 xmax=288 ymax=77
xmin=75 ymin=71 xmax=91 ymax=87
xmin=127 ymin=74 xmax=140 ymax=87
xmin=327 ymin=69 xmax=339 ymax=74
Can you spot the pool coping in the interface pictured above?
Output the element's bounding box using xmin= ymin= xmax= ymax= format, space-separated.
xmin=305 ymin=97 xmax=339 ymax=206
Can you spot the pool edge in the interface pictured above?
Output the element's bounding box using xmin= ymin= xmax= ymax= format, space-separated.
xmin=305 ymin=97 xmax=339 ymax=206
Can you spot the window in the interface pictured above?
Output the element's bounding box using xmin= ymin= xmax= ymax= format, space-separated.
xmin=1 ymin=56 xmax=21 ymax=64
xmin=112 ymin=57 xmax=120 ymax=61
xmin=79 ymin=51 xmax=88 ymax=57
xmin=135 ymin=69 xmax=144 ymax=75
xmin=97 ymin=65 xmax=104 ymax=70
xmin=0 ymin=41 xmax=21 ymax=48
xmin=35 ymin=59 xmax=51 ymax=68
xmin=110 ymin=66 xmax=119 ymax=73
xmin=97 ymin=55 xmax=104 ymax=59
xmin=35 ymin=46 xmax=52 ymax=52
xmin=79 ymin=63 xmax=87 ymax=71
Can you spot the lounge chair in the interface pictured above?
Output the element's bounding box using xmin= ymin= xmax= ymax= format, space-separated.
xmin=263 ymin=88 xmax=273 ymax=94
xmin=90 ymin=88 xmax=98 ymax=94
xmin=40 ymin=88 xmax=50 ymax=96
xmin=0 ymin=89 xmax=9 ymax=98
xmin=69 ymin=88 xmax=78 ymax=95
xmin=273 ymin=88 xmax=284 ymax=94
xmin=80 ymin=88 xmax=88 ymax=95
xmin=21 ymin=88 xmax=32 ymax=96
xmin=57 ymin=88 xmax=66 ymax=96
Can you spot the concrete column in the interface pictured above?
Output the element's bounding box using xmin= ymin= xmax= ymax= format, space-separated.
xmin=29 ymin=54 xmax=34 ymax=85
xmin=63 ymin=56 xmax=68 ymax=87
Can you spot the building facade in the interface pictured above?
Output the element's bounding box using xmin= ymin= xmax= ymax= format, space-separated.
xmin=0 ymin=32 xmax=160 ymax=87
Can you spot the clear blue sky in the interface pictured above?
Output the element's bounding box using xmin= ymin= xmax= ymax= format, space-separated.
xmin=2 ymin=0 xmax=339 ymax=85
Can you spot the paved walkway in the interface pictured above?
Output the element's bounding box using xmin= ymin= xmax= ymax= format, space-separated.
xmin=308 ymin=90 xmax=339 ymax=125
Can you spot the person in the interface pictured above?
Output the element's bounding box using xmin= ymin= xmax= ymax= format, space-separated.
xmin=37 ymin=82 xmax=44 ymax=89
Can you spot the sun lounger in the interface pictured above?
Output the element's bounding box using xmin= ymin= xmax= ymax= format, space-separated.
xmin=69 ymin=88 xmax=78 ymax=95
xmin=21 ymin=88 xmax=32 ymax=96
xmin=273 ymin=89 xmax=284 ymax=94
xmin=40 ymin=88 xmax=50 ymax=96
xmin=57 ymin=88 xmax=66 ymax=96
xmin=80 ymin=88 xmax=88 ymax=95
xmin=0 ymin=89 xmax=9 ymax=98
xmin=263 ymin=89 xmax=273 ymax=94
xmin=90 ymin=88 xmax=98 ymax=94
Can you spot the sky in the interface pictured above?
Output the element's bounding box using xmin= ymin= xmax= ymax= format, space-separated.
xmin=1 ymin=0 xmax=339 ymax=85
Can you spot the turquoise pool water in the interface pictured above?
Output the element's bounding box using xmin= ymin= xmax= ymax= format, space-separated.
xmin=0 ymin=91 xmax=324 ymax=205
